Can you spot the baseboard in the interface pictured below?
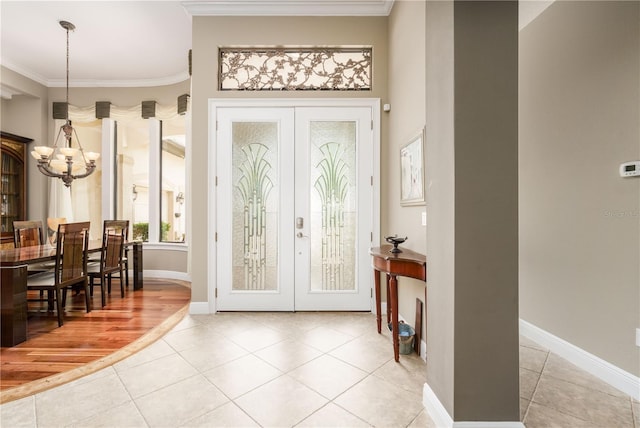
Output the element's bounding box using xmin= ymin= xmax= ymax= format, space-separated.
xmin=423 ymin=383 xmax=453 ymax=427
xmin=453 ymin=422 xmax=524 ymax=427
xmin=138 ymin=270 xmax=191 ymax=282
xmin=422 ymin=383 xmax=525 ymax=428
xmin=520 ymin=319 xmax=640 ymax=401
xmin=189 ymin=302 xmax=210 ymax=315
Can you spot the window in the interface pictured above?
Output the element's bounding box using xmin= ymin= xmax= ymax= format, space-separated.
xmin=219 ymin=47 xmax=372 ymax=91
xmin=160 ymin=116 xmax=186 ymax=242
xmin=64 ymin=103 xmax=188 ymax=245
xmin=115 ymin=116 xmax=151 ymax=242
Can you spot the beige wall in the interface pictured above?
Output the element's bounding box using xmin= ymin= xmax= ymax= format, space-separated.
xmin=425 ymin=0 xmax=456 ymax=414
xmin=190 ymin=15 xmax=389 ymax=303
xmin=387 ymin=0 xmax=428 ymax=351
xmin=520 ymin=1 xmax=640 ymax=376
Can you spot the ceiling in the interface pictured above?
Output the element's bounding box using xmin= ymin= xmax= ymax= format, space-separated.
xmin=1 ymin=0 xmax=548 ymax=93
xmin=0 ymin=0 xmax=394 ymax=91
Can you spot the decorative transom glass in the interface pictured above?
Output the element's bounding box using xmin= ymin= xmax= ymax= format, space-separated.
xmin=219 ymin=47 xmax=372 ymax=91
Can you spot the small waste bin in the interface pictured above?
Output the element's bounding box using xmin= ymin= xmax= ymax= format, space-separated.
xmin=388 ymin=321 xmax=415 ymax=355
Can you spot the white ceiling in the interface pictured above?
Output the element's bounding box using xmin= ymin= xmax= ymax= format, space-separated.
xmin=1 ymin=1 xmax=193 ymax=88
xmin=1 ymin=0 xmax=548 ymax=91
xmin=0 ymin=0 xmax=394 ymax=89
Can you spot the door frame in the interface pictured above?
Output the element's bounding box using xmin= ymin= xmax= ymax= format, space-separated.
xmin=207 ymin=98 xmax=381 ymax=313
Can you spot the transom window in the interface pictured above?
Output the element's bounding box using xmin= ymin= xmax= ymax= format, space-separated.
xmin=219 ymin=47 xmax=372 ymax=91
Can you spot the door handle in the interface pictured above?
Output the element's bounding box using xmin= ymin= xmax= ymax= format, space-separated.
xmin=296 ymin=232 xmax=308 ymax=238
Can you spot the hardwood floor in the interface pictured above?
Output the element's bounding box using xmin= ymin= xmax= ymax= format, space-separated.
xmin=0 ymin=278 xmax=191 ymax=404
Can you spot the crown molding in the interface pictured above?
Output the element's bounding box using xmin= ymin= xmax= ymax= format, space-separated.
xmin=1 ymin=60 xmax=48 ymax=87
xmin=2 ymin=60 xmax=189 ymax=89
xmin=47 ymin=72 xmax=191 ymax=88
xmin=182 ymin=0 xmax=395 ymax=16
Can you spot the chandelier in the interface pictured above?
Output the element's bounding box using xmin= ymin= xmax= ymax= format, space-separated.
xmin=31 ymin=20 xmax=100 ymax=188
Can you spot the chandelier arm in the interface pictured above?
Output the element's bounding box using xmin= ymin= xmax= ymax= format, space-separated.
xmin=37 ymin=163 xmax=64 ymax=178
xmin=69 ymin=164 xmax=97 ymax=180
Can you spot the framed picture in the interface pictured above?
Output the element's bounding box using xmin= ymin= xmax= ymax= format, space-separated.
xmin=400 ymin=128 xmax=425 ymax=206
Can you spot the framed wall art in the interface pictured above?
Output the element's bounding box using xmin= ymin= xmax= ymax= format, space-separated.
xmin=400 ymin=128 xmax=425 ymax=206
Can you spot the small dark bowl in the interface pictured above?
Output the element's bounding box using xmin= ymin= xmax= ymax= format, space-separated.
xmin=385 ymin=235 xmax=408 ymax=253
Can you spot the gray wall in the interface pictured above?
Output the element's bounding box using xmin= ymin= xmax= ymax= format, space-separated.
xmin=425 ymin=0 xmax=520 ymax=420
xmin=520 ymin=1 xmax=640 ymax=376
xmin=1 ymin=66 xmax=50 ymax=223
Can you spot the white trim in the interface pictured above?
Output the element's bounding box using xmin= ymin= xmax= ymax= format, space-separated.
xmin=189 ymin=302 xmax=210 ymax=315
xmin=148 ymin=119 xmax=161 ymax=243
xmin=141 ymin=270 xmax=190 ymax=282
xmin=207 ymin=98 xmax=381 ymax=313
xmin=102 ymin=119 xmax=116 ymax=221
xmin=423 ymin=383 xmax=453 ymax=428
xmin=422 ymin=384 xmax=525 ymax=428
xmin=454 ymin=423 xmax=524 ymax=428
xmin=183 ymin=0 xmax=395 ymax=17
xmin=520 ymin=319 xmax=640 ymax=401
xmin=142 ymin=243 xmax=188 ymax=252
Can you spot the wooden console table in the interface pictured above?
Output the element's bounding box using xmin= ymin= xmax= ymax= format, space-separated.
xmin=370 ymin=245 xmax=426 ymax=362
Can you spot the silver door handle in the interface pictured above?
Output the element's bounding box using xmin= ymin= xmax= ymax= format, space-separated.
xmin=296 ymin=232 xmax=308 ymax=238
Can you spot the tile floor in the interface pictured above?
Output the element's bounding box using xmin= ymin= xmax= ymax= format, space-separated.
xmin=0 ymin=312 xmax=637 ymax=427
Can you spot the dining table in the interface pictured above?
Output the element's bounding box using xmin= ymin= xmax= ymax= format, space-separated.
xmin=0 ymin=240 xmax=143 ymax=347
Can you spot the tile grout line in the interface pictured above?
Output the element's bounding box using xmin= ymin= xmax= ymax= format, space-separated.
xmin=522 ymin=349 xmax=550 ymax=423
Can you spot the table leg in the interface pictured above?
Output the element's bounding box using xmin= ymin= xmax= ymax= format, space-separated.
xmin=1 ymin=265 xmax=28 ymax=347
xmin=389 ymin=273 xmax=400 ymax=362
xmin=132 ymin=242 xmax=143 ymax=290
xmin=374 ymin=268 xmax=382 ymax=334
xmin=386 ymin=274 xmax=391 ymax=324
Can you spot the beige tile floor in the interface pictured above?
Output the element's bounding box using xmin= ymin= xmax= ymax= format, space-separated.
xmin=0 ymin=312 xmax=637 ymax=427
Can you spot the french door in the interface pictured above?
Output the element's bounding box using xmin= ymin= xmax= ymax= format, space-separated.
xmin=215 ymin=104 xmax=374 ymax=311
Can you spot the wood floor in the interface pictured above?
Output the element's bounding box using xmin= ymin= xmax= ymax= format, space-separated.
xmin=0 ymin=278 xmax=191 ymax=404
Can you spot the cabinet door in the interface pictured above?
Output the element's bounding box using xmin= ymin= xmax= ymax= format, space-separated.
xmin=1 ymin=132 xmax=31 ymax=247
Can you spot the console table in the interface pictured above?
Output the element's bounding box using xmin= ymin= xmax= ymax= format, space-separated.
xmin=370 ymin=245 xmax=426 ymax=362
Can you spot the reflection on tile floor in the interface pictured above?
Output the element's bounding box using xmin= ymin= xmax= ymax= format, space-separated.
xmin=0 ymin=312 xmax=637 ymax=427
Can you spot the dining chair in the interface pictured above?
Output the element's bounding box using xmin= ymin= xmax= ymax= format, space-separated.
xmin=13 ymin=220 xmax=45 ymax=248
xmin=26 ymin=221 xmax=92 ymax=327
xmin=13 ymin=220 xmax=56 ymax=282
xmin=89 ymin=220 xmax=128 ymax=307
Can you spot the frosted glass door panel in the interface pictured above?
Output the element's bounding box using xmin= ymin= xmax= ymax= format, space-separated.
xmin=294 ymin=107 xmax=373 ymax=311
xmin=216 ymin=107 xmax=295 ymax=311
xmin=309 ymin=122 xmax=357 ymax=292
xmin=232 ymin=123 xmax=279 ymax=291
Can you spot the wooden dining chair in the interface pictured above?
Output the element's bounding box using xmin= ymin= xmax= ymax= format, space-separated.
xmin=13 ymin=220 xmax=56 ymax=284
xmin=89 ymin=220 xmax=128 ymax=307
xmin=26 ymin=221 xmax=92 ymax=327
xmin=13 ymin=220 xmax=45 ymax=248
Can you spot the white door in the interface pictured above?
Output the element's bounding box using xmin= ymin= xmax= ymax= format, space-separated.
xmin=216 ymin=105 xmax=373 ymax=311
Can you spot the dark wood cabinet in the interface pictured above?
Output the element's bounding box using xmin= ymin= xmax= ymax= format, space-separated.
xmin=1 ymin=132 xmax=32 ymax=248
